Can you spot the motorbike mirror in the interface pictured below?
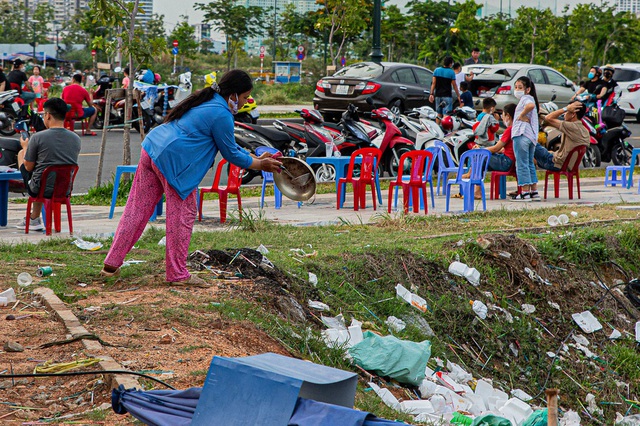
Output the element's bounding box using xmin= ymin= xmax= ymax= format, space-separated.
xmin=550 ymin=94 xmax=557 ymax=101
xmin=114 ymin=66 xmax=122 ymax=73
xmin=365 ymin=97 xmax=374 ymax=106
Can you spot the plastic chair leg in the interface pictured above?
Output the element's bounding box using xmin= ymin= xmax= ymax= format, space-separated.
xmin=198 ymin=191 xmax=205 ymax=221
xmin=109 ymin=169 xmax=123 ymax=219
xmin=568 ymin=175 xmax=574 ymax=200
xmin=387 ymin=185 xmax=395 ymax=214
xmin=576 ymin=175 xmax=581 ymax=199
xmin=45 ymin=200 xmax=53 ymax=236
xmin=54 ymin=202 xmax=62 ymax=232
xmin=66 ymin=201 xmax=73 ymax=235
xmin=275 ymin=186 xmax=282 ymax=209
xmin=554 ymin=174 xmax=560 ymax=198
xmin=260 ymin=181 xmax=267 ymax=209
xmin=219 ymin=192 xmax=228 ymax=223
xmin=429 ymin=180 xmax=435 ymax=208
xmin=544 ymin=174 xmax=549 ymax=199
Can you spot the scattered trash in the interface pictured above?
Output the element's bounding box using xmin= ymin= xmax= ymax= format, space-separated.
xmin=616 ymin=413 xmax=640 ymax=425
xmin=511 ymin=389 xmax=533 ymax=401
xmin=0 ymin=288 xmax=16 ymax=303
xmin=570 ymin=211 xmax=578 ymax=218
xmin=585 ymin=393 xmax=603 ymax=416
xmin=395 ymin=283 xmax=428 ymax=312
xmin=72 ymin=238 xmax=103 ymax=251
xmin=77 ymin=282 xmax=88 ymax=288
xmin=572 ymin=311 xmax=603 ymax=333
xmin=122 ymin=260 xmax=146 ymax=267
xmin=524 ymin=267 xmax=552 ymax=286
xmin=499 ymin=398 xmax=533 ymax=425
xmin=0 ymin=297 xmax=7 ymax=307
xmin=448 ymin=261 xmax=481 ymax=286
xmin=548 ymin=301 xmax=561 ymax=310
xmin=572 ymin=334 xmax=590 ymax=347
xmin=308 ymin=300 xmax=330 ymax=311
xmin=558 ymin=214 xmax=569 ymax=225
xmin=349 ymin=331 xmax=431 ymax=386
xmin=385 ymin=316 xmax=406 ymax=332
xmin=522 ymin=409 xmax=547 ymax=426
xmin=404 ymin=314 xmax=435 ymax=337
xmin=471 ymin=300 xmax=488 ymax=319
xmin=470 ymin=414 xmax=512 ymax=426
xmin=17 ymin=272 xmax=33 ymax=287
xmin=498 ymin=251 xmax=512 ymax=259
xmin=476 ymin=236 xmax=492 ymax=249
xmin=322 ymin=318 xmax=363 ymax=349
xmin=446 ymin=361 xmax=473 ymax=384
xmin=256 ymin=244 xmax=269 ymax=255
xmin=159 ymin=334 xmax=175 ymax=344
xmin=509 ymin=342 xmax=519 ymax=357
xmin=609 ymin=329 xmax=622 ymax=340
xmin=157 ymin=236 xmax=166 ymax=246
xmin=290 ymin=248 xmax=318 ymax=258
xmin=636 ymin=321 xmax=640 ymax=343
xmin=4 ymin=341 xmax=24 ymax=352
xmin=321 ymin=314 xmax=346 ymax=330
xmin=548 ymin=215 xmax=559 ymax=226
xmin=547 ymin=352 xmax=556 ymax=358
xmin=560 ymin=410 xmax=581 ymax=425
xmin=521 ymin=304 xmax=536 ymax=314
xmin=6 ymin=314 xmax=31 ymax=321
xmin=35 ymin=266 xmax=53 ymax=277
xmin=308 ymin=272 xmax=318 ymax=286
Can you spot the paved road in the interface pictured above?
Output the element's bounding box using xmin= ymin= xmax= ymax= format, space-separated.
xmin=11 ymin=115 xmax=640 ymax=195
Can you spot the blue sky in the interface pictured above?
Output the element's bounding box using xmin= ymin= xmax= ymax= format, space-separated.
xmin=155 ymin=0 xmax=602 ymax=30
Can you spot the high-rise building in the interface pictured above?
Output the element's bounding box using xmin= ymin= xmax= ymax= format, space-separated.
xmin=617 ymin=0 xmax=640 ymax=14
xmin=136 ymin=0 xmax=153 ymax=26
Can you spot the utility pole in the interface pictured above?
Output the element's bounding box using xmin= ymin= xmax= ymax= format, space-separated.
xmin=30 ymin=19 xmax=39 ymax=62
xmin=272 ymin=0 xmax=277 ymax=60
xmin=371 ymin=0 xmax=382 ymax=64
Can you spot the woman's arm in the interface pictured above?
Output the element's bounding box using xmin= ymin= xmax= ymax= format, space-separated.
xmin=517 ymin=102 xmax=535 ymax=122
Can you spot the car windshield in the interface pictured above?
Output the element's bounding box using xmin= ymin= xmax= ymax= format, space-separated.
xmin=333 ymin=63 xmax=383 ymax=78
xmin=614 ymin=68 xmax=640 ymax=82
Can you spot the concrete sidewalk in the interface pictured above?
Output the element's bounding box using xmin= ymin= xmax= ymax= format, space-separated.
xmin=0 ymin=177 xmax=638 ymax=245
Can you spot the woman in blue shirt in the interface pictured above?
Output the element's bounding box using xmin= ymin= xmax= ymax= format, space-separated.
xmin=101 ymin=69 xmax=282 ymax=285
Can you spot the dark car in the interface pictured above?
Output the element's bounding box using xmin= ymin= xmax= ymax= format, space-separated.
xmin=313 ymin=62 xmax=433 ymax=121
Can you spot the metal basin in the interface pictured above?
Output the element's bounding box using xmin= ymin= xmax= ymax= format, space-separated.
xmin=272 ymin=157 xmax=317 ymax=202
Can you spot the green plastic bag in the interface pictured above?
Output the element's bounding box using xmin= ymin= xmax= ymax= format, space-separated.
xmin=471 ymin=414 xmax=513 ymax=426
xmin=348 ymin=331 xmax=430 ymax=386
xmin=522 ymin=409 xmax=548 ymax=426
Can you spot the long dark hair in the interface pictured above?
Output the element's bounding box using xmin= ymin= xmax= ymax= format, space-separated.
xmin=164 ymin=69 xmax=253 ymax=123
xmin=516 ymin=76 xmax=539 ymax=112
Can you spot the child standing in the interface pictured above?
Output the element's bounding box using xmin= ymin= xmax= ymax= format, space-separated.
xmin=28 ymin=66 xmax=45 ymax=110
xmin=459 ymin=81 xmax=473 ymax=108
xmin=510 ymin=76 xmax=539 ymax=201
xmin=473 ymin=97 xmax=500 ymax=147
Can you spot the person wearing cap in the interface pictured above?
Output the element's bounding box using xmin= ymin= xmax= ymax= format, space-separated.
xmin=571 ymin=66 xmax=602 ymax=100
xmin=0 ymin=65 xmax=7 ymax=92
xmin=595 ymin=65 xmax=618 ymax=101
xmin=7 ymin=59 xmax=36 ymax=105
xmin=100 ymin=69 xmax=282 ymax=286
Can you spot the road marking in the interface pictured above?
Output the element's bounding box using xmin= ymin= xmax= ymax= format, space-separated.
xmin=79 ymin=153 xmax=101 ymax=156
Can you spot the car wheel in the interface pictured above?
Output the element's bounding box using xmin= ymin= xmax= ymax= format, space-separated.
xmin=582 ymin=145 xmax=601 ymax=168
xmin=636 ymin=109 xmax=640 ymax=123
xmin=93 ymin=113 xmax=105 ymax=130
xmin=389 ymin=99 xmax=403 ymax=117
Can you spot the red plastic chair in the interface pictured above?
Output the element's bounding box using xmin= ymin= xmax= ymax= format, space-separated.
xmin=198 ymin=159 xmax=244 ymax=223
xmin=64 ymin=106 xmax=89 ymax=135
xmin=35 ymin=82 xmax=51 ymax=112
xmin=544 ymin=145 xmax=587 ymax=200
xmin=337 ymin=147 xmax=382 ymax=211
xmin=25 ymin=164 xmax=79 ymax=236
xmin=489 ymin=166 xmax=518 ymax=200
xmin=388 ymin=150 xmax=433 ymax=214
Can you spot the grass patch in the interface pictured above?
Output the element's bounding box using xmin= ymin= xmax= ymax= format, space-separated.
xmin=252 ymin=83 xmax=315 ymax=105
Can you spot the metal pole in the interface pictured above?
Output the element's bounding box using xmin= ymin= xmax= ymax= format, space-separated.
xmin=55 ymin=29 xmax=59 ymax=71
xmin=272 ymin=0 xmax=277 ymax=60
xmin=32 ymin=22 xmax=36 ymax=60
xmin=371 ymin=0 xmax=382 ymax=64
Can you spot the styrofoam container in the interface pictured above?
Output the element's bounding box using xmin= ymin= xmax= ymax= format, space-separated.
xmin=348 ymin=325 xmax=363 ymax=346
xmin=448 ymin=261 xmax=469 ymax=277
xmin=0 ymin=288 xmax=16 ymax=303
xmin=572 ymin=311 xmax=603 ymax=333
xmin=498 ymin=397 xmax=533 ymax=426
xmin=399 ymin=399 xmax=435 ymax=415
xmin=464 ymin=267 xmax=481 ymax=286
xmin=0 ymin=297 xmax=7 ymax=307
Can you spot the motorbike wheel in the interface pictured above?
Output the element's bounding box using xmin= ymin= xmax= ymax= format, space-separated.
xmin=385 ymin=145 xmax=413 ymax=178
xmin=582 ymin=145 xmax=601 ymax=168
xmin=612 ymin=143 xmax=633 ymax=166
xmin=312 ymin=164 xmax=337 ymax=183
xmin=93 ymin=112 xmax=105 ymax=130
xmin=0 ymin=111 xmax=17 ymax=136
xmin=389 ymin=99 xmax=404 ymax=117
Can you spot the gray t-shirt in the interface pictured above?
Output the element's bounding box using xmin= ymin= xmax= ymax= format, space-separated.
xmin=24 ymin=128 xmax=81 ymax=195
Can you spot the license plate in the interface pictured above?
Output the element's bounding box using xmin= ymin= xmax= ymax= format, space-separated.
xmin=335 ymin=85 xmax=349 ymax=95
xmin=11 ymin=102 xmax=20 ymax=112
xmin=250 ymin=109 xmax=260 ymax=118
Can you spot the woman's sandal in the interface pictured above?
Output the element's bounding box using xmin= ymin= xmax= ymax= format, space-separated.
xmin=100 ymin=267 xmax=120 ymax=277
xmin=452 ymin=193 xmax=463 ymax=199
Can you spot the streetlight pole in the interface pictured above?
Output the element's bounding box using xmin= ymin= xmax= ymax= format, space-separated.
xmin=272 ymin=0 xmax=277 ymax=60
xmin=30 ymin=19 xmax=39 ymax=62
xmin=371 ymin=0 xmax=382 ymax=64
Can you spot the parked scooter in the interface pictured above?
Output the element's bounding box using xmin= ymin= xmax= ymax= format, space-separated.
xmin=0 ymin=90 xmax=24 ymax=136
xmin=92 ymin=74 xmax=120 ymax=130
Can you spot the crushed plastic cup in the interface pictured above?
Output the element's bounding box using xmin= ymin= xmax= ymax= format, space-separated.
xmin=0 ymin=288 xmax=16 ymax=303
xmin=471 ymin=300 xmax=488 ymax=319
xmin=547 ymin=215 xmax=559 ymax=226
xmin=571 ymin=211 xmax=578 ymax=218
xmin=157 ymin=236 xmax=166 ymax=246
xmin=558 ymin=214 xmax=569 ymax=225
xmin=385 ymin=316 xmax=406 ymax=332
xmin=17 ymin=272 xmax=33 ymax=287
xmin=308 ymin=300 xmax=330 ymax=311
xmin=72 ymin=238 xmax=103 ymax=251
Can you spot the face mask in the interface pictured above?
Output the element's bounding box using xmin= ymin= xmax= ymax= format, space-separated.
xmin=514 ymin=90 xmax=525 ymax=99
xmin=228 ymin=93 xmax=239 ymax=115
xmin=588 ymin=72 xmax=595 ymax=79
xmin=604 ymin=72 xmax=612 ymax=79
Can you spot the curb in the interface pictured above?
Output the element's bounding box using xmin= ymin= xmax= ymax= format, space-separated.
xmin=33 ymin=287 xmax=140 ymax=390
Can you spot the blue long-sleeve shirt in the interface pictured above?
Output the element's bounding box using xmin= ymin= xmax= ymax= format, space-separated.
xmin=142 ymin=93 xmax=252 ymax=199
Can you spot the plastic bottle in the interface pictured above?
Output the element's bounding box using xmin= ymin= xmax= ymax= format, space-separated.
xmin=470 ymin=300 xmax=488 ymax=319
xmin=451 ymin=412 xmax=473 ymax=425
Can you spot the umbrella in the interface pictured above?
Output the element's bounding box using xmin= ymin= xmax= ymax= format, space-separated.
xmin=112 ymin=386 xmax=409 ymax=426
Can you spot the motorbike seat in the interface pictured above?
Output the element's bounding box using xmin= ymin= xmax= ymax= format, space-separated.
xmin=248 ymin=124 xmax=292 ymax=143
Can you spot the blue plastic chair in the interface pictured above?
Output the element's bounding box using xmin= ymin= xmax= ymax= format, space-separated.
xmin=626 ymin=147 xmax=640 ymax=189
xmin=109 ymin=165 xmax=163 ymax=221
xmin=255 ymin=146 xmax=302 ymax=209
xmin=393 ymin=146 xmax=437 ymax=211
xmin=434 ymin=140 xmax=460 ymax=196
xmin=445 ymin=149 xmax=491 ymax=213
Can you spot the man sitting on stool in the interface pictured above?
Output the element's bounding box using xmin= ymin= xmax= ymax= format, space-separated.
xmin=16 ymin=98 xmax=81 ymax=231
xmin=534 ymin=101 xmax=589 ymax=171
xmin=62 ymin=73 xmax=98 ymax=135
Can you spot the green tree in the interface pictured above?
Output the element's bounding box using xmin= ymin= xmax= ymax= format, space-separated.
xmin=146 ymin=14 xmax=167 ymax=40
xmin=0 ymin=3 xmax=29 ymax=43
xmin=195 ymin=0 xmax=267 ymax=71
xmin=381 ymin=5 xmax=409 ymax=62
xmin=169 ymin=16 xmax=199 ymax=59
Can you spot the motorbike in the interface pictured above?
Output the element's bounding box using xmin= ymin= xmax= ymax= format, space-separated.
xmin=0 ymin=90 xmax=24 ymax=136
xmin=234 ymin=97 xmax=260 ymax=124
xmin=92 ymin=74 xmax=120 ymax=130
xmin=273 ymin=109 xmax=343 ymax=182
xmin=365 ymin=98 xmax=415 ymax=177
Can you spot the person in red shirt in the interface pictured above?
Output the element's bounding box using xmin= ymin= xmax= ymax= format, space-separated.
xmin=61 ymin=73 xmax=97 ymax=135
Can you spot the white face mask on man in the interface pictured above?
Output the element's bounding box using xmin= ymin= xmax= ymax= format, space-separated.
xmin=514 ymin=90 xmax=525 ymax=99
xmin=228 ymin=93 xmax=239 ymax=115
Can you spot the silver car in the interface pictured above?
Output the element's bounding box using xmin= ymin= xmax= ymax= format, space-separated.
xmin=609 ymin=63 xmax=640 ymax=122
xmin=461 ymin=63 xmax=577 ymax=111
